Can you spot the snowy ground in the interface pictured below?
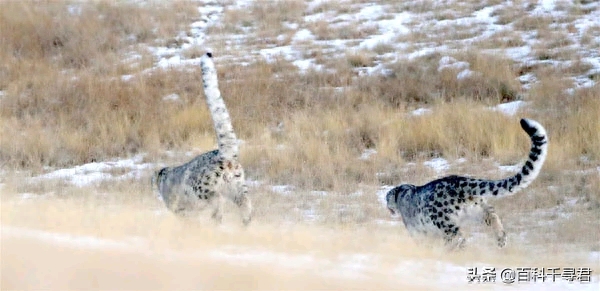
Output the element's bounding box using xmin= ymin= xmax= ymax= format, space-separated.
xmin=2 ymin=0 xmax=599 ymax=289
xmin=139 ymin=0 xmax=600 ymax=91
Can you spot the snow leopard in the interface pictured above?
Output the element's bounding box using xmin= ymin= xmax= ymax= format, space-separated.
xmin=153 ymin=53 xmax=252 ymax=225
xmin=386 ymin=118 xmax=548 ymax=249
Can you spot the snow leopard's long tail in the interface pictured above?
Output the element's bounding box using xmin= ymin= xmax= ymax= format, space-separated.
xmin=478 ymin=118 xmax=548 ymax=197
xmin=201 ymin=53 xmax=238 ymax=160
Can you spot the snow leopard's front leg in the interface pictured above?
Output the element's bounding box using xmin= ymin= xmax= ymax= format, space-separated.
xmin=444 ymin=225 xmax=466 ymax=250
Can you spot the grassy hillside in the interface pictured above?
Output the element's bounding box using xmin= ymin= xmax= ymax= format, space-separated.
xmin=0 ymin=1 xmax=598 ymax=289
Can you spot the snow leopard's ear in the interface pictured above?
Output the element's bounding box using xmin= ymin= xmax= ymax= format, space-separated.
xmin=396 ymin=184 xmax=415 ymax=200
xmin=385 ymin=188 xmax=396 ymax=204
xmin=393 ymin=188 xmax=401 ymax=203
xmin=152 ymin=168 xmax=167 ymax=188
xmin=386 ymin=186 xmax=405 ymax=206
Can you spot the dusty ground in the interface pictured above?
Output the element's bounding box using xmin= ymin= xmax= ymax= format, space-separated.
xmin=1 ymin=183 xmax=598 ymax=290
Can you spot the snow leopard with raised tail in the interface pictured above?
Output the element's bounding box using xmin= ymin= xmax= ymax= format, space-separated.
xmin=153 ymin=52 xmax=252 ymax=225
xmin=386 ymin=118 xmax=548 ymax=249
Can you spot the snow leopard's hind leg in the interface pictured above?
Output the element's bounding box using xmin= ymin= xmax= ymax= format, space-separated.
xmin=482 ymin=204 xmax=507 ymax=247
xmin=234 ymin=183 xmax=252 ymax=226
xmin=211 ymin=194 xmax=225 ymax=223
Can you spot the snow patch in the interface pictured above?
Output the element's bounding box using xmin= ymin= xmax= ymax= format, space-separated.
xmin=271 ymin=185 xmax=294 ymax=195
xmin=492 ymin=101 xmax=528 ymax=116
xmin=438 ymin=56 xmax=479 ymax=80
xmin=260 ymin=46 xmax=296 ymax=63
xmin=498 ymin=163 xmax=521 ymax=173
xmin=121 ymin=74 xmax=134 ymax=82
xmin=162 ymin=93 xmax=181 ymax=102
xmin=360 ymin=12 xmax=411 ymax=50
xmin=292 ymin=59 xmax=323 ymax=72
xmin=359 ymin=149 xmax=377 ymax=160
xmin=424 ymin=158 xmax=450 ymax=174
xmin=411 ymin=108 xmax=431 ymax=116
xmin=157 ymin=55 xmax=182 ymax=68
xmin=292 ymin=29 xmax=315 ymax=43
xmin=67 ymin=4 xmax=82 ymax=15
xmin=32 ymin=155 xmax=154 ymax=187
xmin=438 ymin=56 xmax=469 ymax=72
xmin=356 ymin=5 xmax=385 ymax=20
xmin=456 ymin=69 xmax=477 ymax=80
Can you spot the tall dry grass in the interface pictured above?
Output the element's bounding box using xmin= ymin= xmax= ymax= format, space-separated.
xmin=0 ymin=1 xmax=197 ymax=72
xmin=209 ymin=0 xmax=305 ymax=40
xmin=356 ymin=52 xmax=521 ymax=106
xmin=1 ymin=0 xmax=598 ymax=191
xmin=0 ymin=1 xmax=200 ymax=168
xmin=527 ymin=75 xmax=600 ymax=171
xmin=0 ymin=68 xmax=214 ymax=168
xmin=2 ymin=1 xmax=597 ymax=175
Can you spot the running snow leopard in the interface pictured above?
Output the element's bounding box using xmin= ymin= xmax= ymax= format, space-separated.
xmin=386 ymin=118 xmax=548 ymax=249
xmin=153 ymin=53 xmax=252 ymax=225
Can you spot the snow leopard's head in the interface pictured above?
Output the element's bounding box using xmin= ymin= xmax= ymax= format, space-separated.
xmin=386 ymin=184 xmax=415 ymax=215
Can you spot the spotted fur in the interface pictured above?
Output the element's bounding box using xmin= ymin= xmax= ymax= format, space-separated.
xmin=153 ymin=53 xmax=251 ymax=225
xmin=386 ymin=119 xmax=548 ymax=248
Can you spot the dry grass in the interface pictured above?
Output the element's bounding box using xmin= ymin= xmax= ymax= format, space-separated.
xmin=250 ymin=0 xmax=305 ymax=31
xmin=1 ymin=1 xmax=598 ymax=185
xmin=513 ymin=14 xmax=554 ymax=31
xmin=474 ymin=30 xmax=527 ymax=50
xmin=0 ymin=68 xmax=214 ymax=168
xmin=308 ymin=20 xmax=379 ymax=41
xmin=210 ymin=0 xmax=305 ymax=39
xmin=0 ymin=1 xmax=197 ymax=72
xmin=356 ymin=52 xmax=520 ymax=106
xmin=346 ymin=50 xmax=376 ymax=68
xmin=0 ymin=0 xmax=597 ymax=213
xmin=0 ymin=1 xmax=200 ymax=168
xmin=1 ymin=2 xmax=599 ymax=288
xmin=527 ymin=76 xmax=600 ymax=171
xmin=371 ymin=42 xmax=396 ymax=55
